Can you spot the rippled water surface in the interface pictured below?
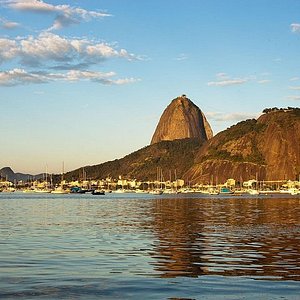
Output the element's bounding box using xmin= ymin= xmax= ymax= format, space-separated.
xmin=1 ymin=193 xmax=300 ymax=299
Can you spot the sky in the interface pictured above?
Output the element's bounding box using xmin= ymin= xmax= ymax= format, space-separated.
xmin=1 ymin=0 xmax=300 ymax=174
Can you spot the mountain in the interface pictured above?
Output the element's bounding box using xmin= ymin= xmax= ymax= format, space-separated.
xmin=151 ymin=95 xmax=213 ymax=145
xmin=0 ymin=167 xmax=15 ymax=181
xmin=0 ymin=167 xmax=44 ymax=182
xmin=185 ymin=108 xmax=300 ymax=183
xmin=65 ymin=138 xmax=202 ymax=181
xmin=4 ymin=105 xmax=299 ymax=185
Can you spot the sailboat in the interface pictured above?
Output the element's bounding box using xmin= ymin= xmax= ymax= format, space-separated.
xmin=150 ymin=167 xmax=163 ymax=195
xmin=35 ymin=165 xmax=52 ymax=193
xmin=51 ymin=162 xmax=69 ymax=194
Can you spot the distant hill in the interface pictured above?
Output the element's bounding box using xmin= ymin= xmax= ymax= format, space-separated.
xmin=0 ymin=167 xmax=44 ymax=182
xmin=65 ymin=138 xmax=202 ymax=181
xmin=185 ymin=108 xmax=300 ymax=183
xmin=151 ymin=95 xmax=213 ymax=144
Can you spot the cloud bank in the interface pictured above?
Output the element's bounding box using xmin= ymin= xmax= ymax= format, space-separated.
xmin=0 ymin=1 xmax=142 ymax=87
xmin=206 ymin=111 xmax=259 ymax=122
xmin=207 ymin=73 xmax=248 ymax=87
xmin=0 ymin=32 xmax=137 ymax=67
xmin=2 ymin=0 xmax=111 ymax=30
xmin=0 ymin=68 xmax=140 ymax=86
xmin=287 ymin=95 xmax=300 ymax=101
xmin=0 ymin=32 xmax=140 ymax=86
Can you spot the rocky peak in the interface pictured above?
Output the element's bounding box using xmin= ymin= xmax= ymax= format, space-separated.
xmin=151 ymin=95 xmax=213 ymax=145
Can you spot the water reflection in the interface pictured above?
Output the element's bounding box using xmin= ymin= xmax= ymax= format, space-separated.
xmin=150 ymin=197 xmax=300 ymax=280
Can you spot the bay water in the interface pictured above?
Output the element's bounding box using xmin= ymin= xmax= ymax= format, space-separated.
xmin=1 ymin=193 xmax=300 ymax=299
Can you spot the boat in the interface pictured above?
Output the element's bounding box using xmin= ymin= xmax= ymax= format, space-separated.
xmin=164 ymin=189 xmax=180 ymax=194
xmin=23 ymin=188 xmax=35 ymax=193
xmin=35 ymin=188 xmax=52 ymax=193
xmin=149 ymin=189 xmax=163 ymax=195
xmin=34 ymin=165 xmax=52 ymax=193
xmin=247 ymin=189 xmax=260 ymax=195
xmin=288 ymin=188 xmax=300 ymax=195
xmin=51 ymin=162 xmax=69 ymax=194
xmin=92 ymin=189 xmax=105 ymax=195
xmin=209 ymin=189 xmax=219 ymax=195
xmin=150 ymin=167 xmax=164 ymax=195
xmin=219 ymin=187 xmax=234 ymax=194
xmin=70 ymin=187 xmax=87 ymax=194
xmin=115 ymin=189 xmax=126 ymax=193
xmin=2 ymin=187 xmax=16 ymax=193
xmin=51 ymin=186 xmax=69 ymax=194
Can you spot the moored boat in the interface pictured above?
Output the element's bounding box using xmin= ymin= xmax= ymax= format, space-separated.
xmin=149 ymin=189 xmax=163 ymax=195
xmin=92 ymin=189 xmax=105 ymax=195
xmin=219 ymin=187 xmax=234 ymax=194
xmin=247 ymin=189 xmax=260 ymax=195
xmin=51 ymin=187 xmax=69 ymax=194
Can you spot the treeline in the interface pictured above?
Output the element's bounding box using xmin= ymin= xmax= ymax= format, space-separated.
xmin=263 ymin=107 xmax=300 ymax=113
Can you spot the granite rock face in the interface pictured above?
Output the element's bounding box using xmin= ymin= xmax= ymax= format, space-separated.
xmin=151 ymin=95 xmax=213 ymax=145
xmin=185 ymin=109 xmax=300 ymax=183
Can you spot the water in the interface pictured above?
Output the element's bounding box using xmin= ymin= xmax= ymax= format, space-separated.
xmin=1 ymin=192 xmax=300 ymax=299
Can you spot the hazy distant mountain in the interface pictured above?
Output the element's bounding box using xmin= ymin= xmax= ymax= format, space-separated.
xmin=0 ymin=167 xmax=44 ymax=182
xmin=186 ymin=108 xmax=300 ymax=183
xmin=151 ymin=95 xmax=213 ymax=145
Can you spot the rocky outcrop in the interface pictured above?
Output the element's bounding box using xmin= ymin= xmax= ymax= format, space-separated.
xmin=185 ymin=109 xmax=300 ymax=183
xmin=151 ymin=95 xmax=213 ymax=145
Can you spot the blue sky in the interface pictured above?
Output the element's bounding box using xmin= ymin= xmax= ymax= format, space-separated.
xmin=1 ymin=0 xmax=300 ymax=174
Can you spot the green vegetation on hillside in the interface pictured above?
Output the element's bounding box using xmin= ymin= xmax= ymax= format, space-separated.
xmin=200 ymin=119 xmax=266 ymax=165
xmin=65 ymin=138 xmax=202 ymax=181
xmin=262 ymin=107 xmax=300 ymax=119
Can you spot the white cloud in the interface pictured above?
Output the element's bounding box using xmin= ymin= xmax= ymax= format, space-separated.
xmin=0 ymin=17 xmax=19 ymax=29
xmin=3 ymin=21 xmax=19 ymax=29
xmin=2 ymin=0 xmax=111 ymax=30
xmin=207 ymin=78 xmax=248 ymax=87
xmin=257 ymin=79 xmax=271 ymax=84
xmin=206 ymin=111 xmax=259 ymax=122
xmin=0 ymin=38 xmax=19 ymax=63
xmin=290 ymin=77 xmax=300 ymax=82
xmin=207 ymin=73 xmax=273 ymax=87
xmin=287 ymin=95 xmax=300 ymax=101
xmin=0 ymin=68 xmax=48 ymax=86
xmin=207 ymin=73 xmax=249 ymax=87
xmin=110 ymin=78 xmax=141 ymax=85
xmin=175 ymin=53 xmax=188 ymax=61
xmin=216 ymin=72 xmax=228 ymax=79
xmin=0 ymin=68 xmax=140 ymax=86
xmin=4 ymin=0 xmax=56 ymax=12
xmin=0 ymin=32 xmax=139 ymax=67
xmin=291 ymin=23 xmax=300 ymax=33
xmin=289 ymin=86 xmax=300 ymax=90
